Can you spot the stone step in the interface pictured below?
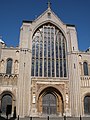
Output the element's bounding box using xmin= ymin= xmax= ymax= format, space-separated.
xmin=32 ymin=117 xmax=63 ymax=120
xmin=82 ymin=117 xmax=90 ymax=120
xmin=18 ymin=117 xmax=90 ymax=120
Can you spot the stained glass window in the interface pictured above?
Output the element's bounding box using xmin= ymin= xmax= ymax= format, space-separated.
xmin=31 ymin=23 xmax=67 ymax=77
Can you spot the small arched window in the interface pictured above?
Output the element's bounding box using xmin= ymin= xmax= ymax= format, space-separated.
xmin=6 ymin=58 xmax=13 ymax=74
xmin=83 ymin=62 xmax=88 ymax=76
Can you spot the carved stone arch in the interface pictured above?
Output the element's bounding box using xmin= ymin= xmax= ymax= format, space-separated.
xmin=0 ymin=59 xmax=5 ymax=63
xmin=83 ymin=60 xmax=88 ymax=63
xmin=0 ymin=90 xmax=16 ymax=114
xmin=37 ymin=86 xmax=64 ymax=116
xmin=36 ymin=85 xmax=65 ymax=102
xmin=81 ymin=92 xmax=90 ymax=115
xmin=14 ymin=60 xmax=18 ymax=62
xmin=32 ymin=20 xmax=67 ymax=39
xmin=0 ymin=90 xmax=16 ymax=101
xmin=6 ymin=58 xmax=13 ymax=65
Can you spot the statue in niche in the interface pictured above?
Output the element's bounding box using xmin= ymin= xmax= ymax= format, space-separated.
xmin=0 ymin=60 xmax=5 ymax=73
xmin=66 ymin=94 xmax=68 ymax=104
xmin=14 ymin=60 xmax=19 ymax=74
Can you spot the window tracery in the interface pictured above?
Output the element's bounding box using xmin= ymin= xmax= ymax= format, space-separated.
xmin=31 ymin=23 xmax=67 ymax=77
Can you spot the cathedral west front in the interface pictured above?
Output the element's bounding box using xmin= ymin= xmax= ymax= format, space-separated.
xmin=0 ymin=3 xmax=90 ymax=118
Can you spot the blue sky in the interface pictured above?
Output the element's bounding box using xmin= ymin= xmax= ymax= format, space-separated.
xmin=0 ymin=0 xmax=90 ymax=51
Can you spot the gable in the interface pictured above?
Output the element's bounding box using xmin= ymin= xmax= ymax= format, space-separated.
xmin=31 ymin=7 xmax=67 ymax=36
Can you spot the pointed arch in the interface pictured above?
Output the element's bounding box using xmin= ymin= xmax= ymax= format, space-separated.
xmin=31 ymin=22 xmax=67 ymax=77
xmin=32 ymin=21 xmax=66 ymax=39
xmin=37 ymin=87 xmax=64 ymax=115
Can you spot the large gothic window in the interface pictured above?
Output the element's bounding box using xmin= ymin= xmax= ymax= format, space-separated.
xmin=84 ymin=96 xmax=90 ymax=114
xmin=83 ymin=62 xmax=88 ymax=76
xmin=42 ymin=93 xmax=57 ymax=115
xmin=6 ymin=58 xmax=13 ymax=74
xmin=31 ymin=23 xmax=67 ymax=77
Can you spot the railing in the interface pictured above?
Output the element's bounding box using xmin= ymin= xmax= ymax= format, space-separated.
xmin=81 ymin=76 xmax=90 ymax=87
xmin=0 ymin=73 xmax=18 ymax=85
xmin=8 ymin=115 xmax=90 ymax=120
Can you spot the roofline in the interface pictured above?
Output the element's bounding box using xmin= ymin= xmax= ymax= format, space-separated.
xmin=22 ymin=20 xmax=33 ymax=23
xmin=66 ymin=24 xmax=75 ymax=27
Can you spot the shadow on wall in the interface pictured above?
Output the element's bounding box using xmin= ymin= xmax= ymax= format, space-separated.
xmin=0 ymin=116 xmax=16 ymax=120
xmin=0 ymin=106 xmax=16 ymax=120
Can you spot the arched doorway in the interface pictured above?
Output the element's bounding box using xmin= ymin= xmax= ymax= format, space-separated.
xmin=84 ymin=95 xmax=90 ymax=115
xmin=38 ymin=87 xmax=64 ymax=115
xmin=0 ymin=91 xmax=16 ymax=115
xmin=1 ymin=94 xmax=12 ymax=114
xmin=42 ymin=92 xmax=56 ymax=115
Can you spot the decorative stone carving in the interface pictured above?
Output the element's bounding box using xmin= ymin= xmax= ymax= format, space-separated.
xmin=0 ymin=73 xmax=18 ymax=85
xmin=14 ymin=60 xmax=19 ymax=74
xmin=0 ymin=60 xmax=5 ymax=73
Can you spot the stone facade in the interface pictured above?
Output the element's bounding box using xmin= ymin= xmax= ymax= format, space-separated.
xmin=0 ymin=5 xmax=90 ymax=118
